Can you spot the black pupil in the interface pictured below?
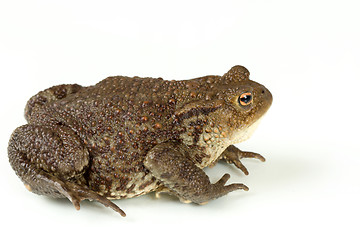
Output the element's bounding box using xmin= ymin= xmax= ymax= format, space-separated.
xmin=241 ymin=94 xmax=252 ymax=104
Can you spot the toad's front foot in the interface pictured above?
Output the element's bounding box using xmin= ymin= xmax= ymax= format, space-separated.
xmin=219 ymin=145 xmax=266 ymax=175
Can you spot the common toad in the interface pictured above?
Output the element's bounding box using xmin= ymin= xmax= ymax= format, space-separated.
xmin=8 ymin=65 xmax=272 ymax=216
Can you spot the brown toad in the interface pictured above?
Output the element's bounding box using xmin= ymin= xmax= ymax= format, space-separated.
xmin=8 ymin=65 xmax=272 ymax=216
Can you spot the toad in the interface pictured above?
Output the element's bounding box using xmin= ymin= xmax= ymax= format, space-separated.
xmin=8 ymin=65 xmax=272 ymax=216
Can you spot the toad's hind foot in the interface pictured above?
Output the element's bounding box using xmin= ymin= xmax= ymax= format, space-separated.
xmin=58 ymin=181 xmax=126 ymax=217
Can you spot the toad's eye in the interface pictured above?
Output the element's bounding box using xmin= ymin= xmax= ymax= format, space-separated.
xmin=238 ymin=92 xmax=253 ymax=106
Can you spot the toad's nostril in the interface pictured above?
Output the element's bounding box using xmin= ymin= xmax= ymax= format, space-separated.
xmin=261 ymin=89 xmax=265 ymax=94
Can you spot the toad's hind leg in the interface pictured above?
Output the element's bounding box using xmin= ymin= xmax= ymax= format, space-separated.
xmin=25 ymin=84 xmax=83 ymax=121
xmin=144 ymin=141 xmax=249 ymax=204
xmin=8 ymin=124 xmax=125 ymax=216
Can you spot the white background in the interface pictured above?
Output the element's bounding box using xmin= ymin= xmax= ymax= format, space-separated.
xmin=1 ymin=0 xmax=359 ymax=239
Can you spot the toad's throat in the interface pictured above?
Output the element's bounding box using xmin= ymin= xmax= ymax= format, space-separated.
xmin=197 ymin=117 xmax=263 ymax=168
xmin=230 ymin=117 xmax=263 ymax=144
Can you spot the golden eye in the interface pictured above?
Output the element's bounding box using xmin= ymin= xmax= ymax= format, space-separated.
xmin=238 ymin=92 xmax=253 ymax=106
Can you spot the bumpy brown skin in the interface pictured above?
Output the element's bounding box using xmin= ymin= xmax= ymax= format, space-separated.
xmin=8 ymin=66 xmax=272 ymax=216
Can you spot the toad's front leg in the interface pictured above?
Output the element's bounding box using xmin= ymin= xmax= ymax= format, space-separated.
xmin=144 ymin=141 xmax=248 ymax=204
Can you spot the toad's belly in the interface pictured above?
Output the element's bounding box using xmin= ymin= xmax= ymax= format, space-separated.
xmin=90 ymin=171 xmax=162 ymax=199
